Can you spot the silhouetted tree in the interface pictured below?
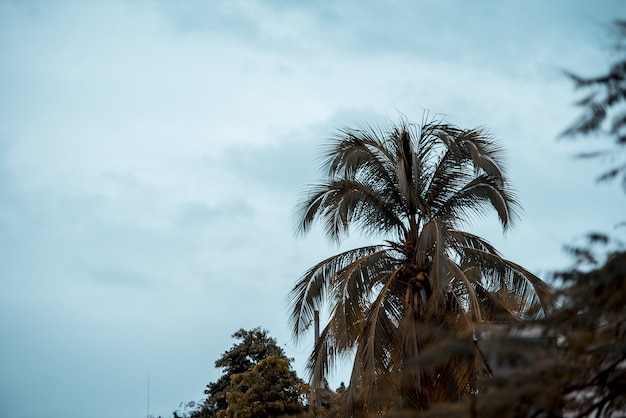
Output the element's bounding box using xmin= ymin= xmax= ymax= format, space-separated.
xmin=289 ymin=119 xmax=555 ymax=415
xmin=189 ymin=328 xmax=305 ymax=418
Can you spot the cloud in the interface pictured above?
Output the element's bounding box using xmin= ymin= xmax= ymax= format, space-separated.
xmin=1 ymin=0 xmax=625 ymax=417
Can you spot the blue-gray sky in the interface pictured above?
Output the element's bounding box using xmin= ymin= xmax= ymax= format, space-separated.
xmin=1 ymin=1 xmax=624 ymax=417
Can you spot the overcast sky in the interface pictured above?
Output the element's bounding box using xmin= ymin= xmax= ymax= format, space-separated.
xmin=1 ymin=1 xmax=624 ymax=417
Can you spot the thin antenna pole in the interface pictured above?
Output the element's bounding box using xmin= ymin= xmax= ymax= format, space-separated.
xmin=147 ymin=369 xmax=150 ymax=418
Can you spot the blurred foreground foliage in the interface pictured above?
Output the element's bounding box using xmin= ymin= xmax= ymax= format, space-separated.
xmin=466 ymin=243 xmax=626 ymax=418
xmin=562 ymin=19 xmax=626 ymax=190
xmin=343 ymin=240 xmax=626 ymax=417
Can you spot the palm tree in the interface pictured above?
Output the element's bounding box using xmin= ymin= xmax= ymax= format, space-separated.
xmin=288 ymin=119 xmax=555 ymax=415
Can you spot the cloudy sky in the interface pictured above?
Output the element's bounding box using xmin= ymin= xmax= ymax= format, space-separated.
xmin=1 ymin=1 xmax=624 ymax=417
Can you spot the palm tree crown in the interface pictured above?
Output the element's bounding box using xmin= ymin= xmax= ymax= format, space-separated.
xmin=288 ymin=120 xmax=555 ymax=414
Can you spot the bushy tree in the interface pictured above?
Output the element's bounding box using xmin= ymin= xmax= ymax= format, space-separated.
xmin=189 ymin=328 xmax=306 ymax=418
xmin=220 ymin=355 xmax=307 ymax=418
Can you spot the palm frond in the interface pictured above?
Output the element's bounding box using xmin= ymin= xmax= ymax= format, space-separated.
xmin=436 ymin=175 xmax=519 ymax=231
xmin=418 ymin=218 xmax=452 ymax=296
xmin=328 ymin=248 xmax=396 ymax=349
xmin=347 ymin=272 xmax=403 ymax=411
xmin=448 ymin=262 xmax=483 ymax=323
xmin=306 ymin=318 xmax=343 ymax=387
xmin=457 ymin=246 xmax=556 ymax=318
xmin=326 ymin=125 xmax=396 ymax=182
xmin=288 ymin=246 xmax=383 ymax=339
xmin=295 ymin=178 xmax=406 ymax=242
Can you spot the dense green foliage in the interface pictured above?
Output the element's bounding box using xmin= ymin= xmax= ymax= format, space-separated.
xmin=289 ymin=120 xmax=555 ymax=415
xmin=188 ymin=328 xmax=306 ymax=418
xmin=220 ymin=355 xmax=307 ymax=417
